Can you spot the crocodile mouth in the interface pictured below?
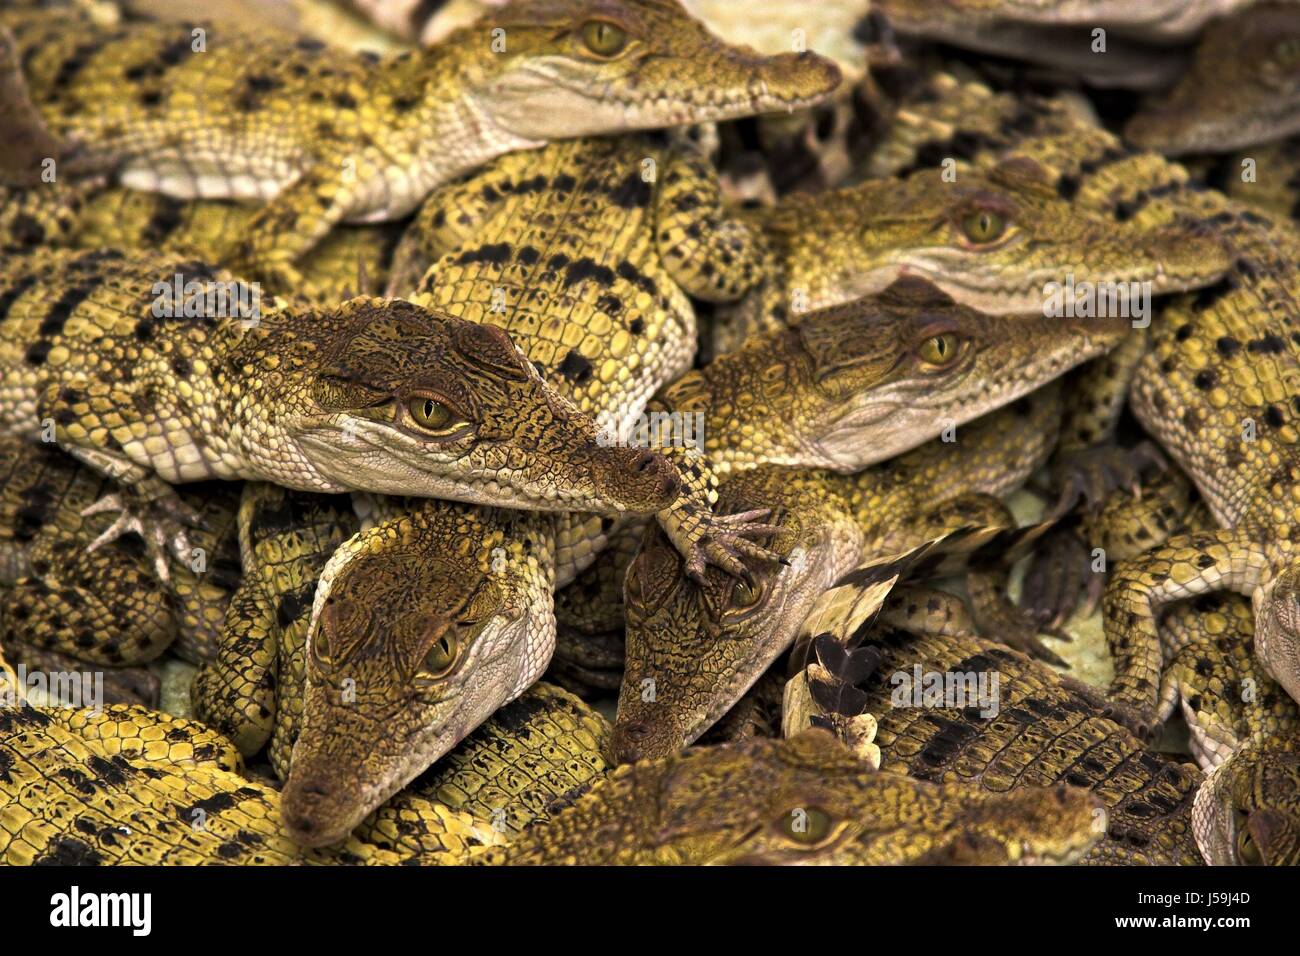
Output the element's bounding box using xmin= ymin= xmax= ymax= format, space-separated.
xmin=297 ymin=426 xmax=650 ymax=512
xmin=514 ymin=65 xmax=839 ymax=123
xmin=593 ymin=83 xmax=840 ymax=118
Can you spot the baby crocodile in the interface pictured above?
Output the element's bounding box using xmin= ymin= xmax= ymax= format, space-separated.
xmin=387 ymin=132 xmax=775 ymax=581
xmin=280 ymin=494 xmax=559 ymax=846
xmin=190 ymin=480 xmax=562 ymax=846
xmin=273 ymin=285 xmax=1127 ymax=840
xmin=0 ymin=696 xmax=1101 ymax=864
xmin=864 ymin=69 xmax=1300 ymax=733
xmin=0 ymin=434 xmax=240 ymax=679
xmin=484 ymin=728 xmax=1102 ymax=865
xmin=712 ymin=154 xmax=1230 ymax=353
xmin=786 ymin=575 xmax=1300 ymax=866
xmin=613 ymin=383 xmax=1082 ymax=762
xmin=0 ymin=683 xmax=607 ymax=864
xmin=0 ymin=246 xmax=677 ymax=579
xmin=0 ymin=0 xmax=839 ymax=291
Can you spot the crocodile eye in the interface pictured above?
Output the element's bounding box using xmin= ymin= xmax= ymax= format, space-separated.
xmin=407 ymin=396 xmax=454 ymax=432
xmin=422 ymin=632 xmax=459 ymax=677
xmin=1235 ymin=812 xmax=1264 ymax=865
xmin=1275 ymin=38 xmax=1300 ymax=64
xmin=731 ymin=578 xmax=760 ymax=608
xmin=581 ymin=20 xmax=629 ymax=57
xmin=917 ymin=332 xmax=962 ymax=368
xmin=778 ymin=807 xmax=834 ymax=845
xmin=960 ymin=209 xmax=1007 ymax=244
xmin=312 ymin=629 xmax=331 ymax=667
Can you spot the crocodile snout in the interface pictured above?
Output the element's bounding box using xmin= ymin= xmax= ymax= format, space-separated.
xmin=589 ymin=444 xmax=680 ymax=513
xmin=281 ymin=775 xmax=350 ymax=848
xmin=611 ymin=713 xmax=682 ymax=765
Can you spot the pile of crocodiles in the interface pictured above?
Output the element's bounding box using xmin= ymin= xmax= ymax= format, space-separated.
xmin=0 ymin=0 xmax=1298 ymax=866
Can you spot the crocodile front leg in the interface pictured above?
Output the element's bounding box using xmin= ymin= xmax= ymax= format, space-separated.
xmin=647 ymin=416 xmax=784 ymax=583
xmin=224 ymin=161 xmax=348 ymax=296
xmin=1048 ymin=327 xmax=1159 ymax=513
xmin=655 ymin=147 xmax=768 ymax=303
xmin=191 ymin=581 xmax=280 ymax=758
xmin=1102 ymin=527 xmax=1275 ymax=737
xmin=38 ymin=381 xmax=205 ymax=582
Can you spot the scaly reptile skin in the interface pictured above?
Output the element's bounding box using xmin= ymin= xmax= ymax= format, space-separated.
xmin=613 ymin=384 xmax=1078 ymax=762
xmin=785 ymin=585 xmax=1300 ymax=865
xmin=1206 ymin=141 xmax=1300 ymax=225
xmin=0 ymin=1 xmax=840 ymax=292
xmin=287 ymin=287 xmax=1127 ymax=827
xmin=711 ymin=155 xmax=1230 ymax=353
xmin=862 ymin=69 xmax=1300 ymax=733
xmin=404 ymin=680 xmax=612 ymax=836
xmin=1159 ymin=593 xmax=1300 ymax=772
xmin=388 ymin=133 xmax=776 ymax=582
xmin=0 ymin=696 xmax=1102 ymax=864
xmin=551 ymin=277 xmax=1128 ymax=621
xmin=280 ymin=495 xmax=559 ymax=846
xmin=1126 ymin=2 xmax=1300 ymax=155
xmin=70 ymin=186 xmax=404 ymax=306
xmin=0 ymin=434 xmax=240 ymax=673
xmin=0 ymin=684 xmax=613 ymax=864
xmin=191 ymin=483 xmax=360 ymax=770
xmin=0 ymin=245 xmax=678 ymax=578
xmin=482 ymin=728 xmax=1101 ymax=865
xmin=0 ymin=703 xmax=482 ymax=864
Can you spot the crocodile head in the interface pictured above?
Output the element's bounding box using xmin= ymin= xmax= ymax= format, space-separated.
xmin=266 ymin=298 xmax=679 ymax=514
xmin=673 ymin=278 xmax=1132 ymax=474
xmin=765 ymin=157 xmax=1232 ymax=316
xmin=614 ymin=467 xmax=859 ymax=762
xmin=1253 ymin=562 xmax=1300 ymax=708
xmin=1193 ymin=735 xmax=1300 ymax=865
xmin=280 ymin=503 xmax=555 ymax=848
xmin=501 ymin=730 xmax=1102 ymax=864
xmin=1126 ymin=4 xmax=1300 ymax=154
xmin=455 ymin=0 xmax=842 ymax=139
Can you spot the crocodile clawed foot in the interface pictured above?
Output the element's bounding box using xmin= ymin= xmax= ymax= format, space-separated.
xmin=1103 ymin=700 xmax=1158 ymax=742
xmin=1019 ymin=527 xmax=1098 ymax=629
xmin=1047 ymin=441 xmax=1168 ymax=520
xmin=81 ymin=485 xmax=203 ymax=584
xmin=683 ymin=508 xmax=786 ymax=585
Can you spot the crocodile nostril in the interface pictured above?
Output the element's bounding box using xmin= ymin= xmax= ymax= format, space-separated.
xmin=624 ymin=722 xmax=651 ymax=741
xmin=613 ymin=722 xmax=653 ymax=763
